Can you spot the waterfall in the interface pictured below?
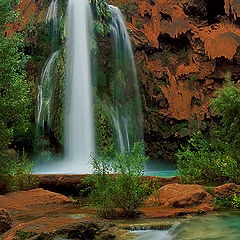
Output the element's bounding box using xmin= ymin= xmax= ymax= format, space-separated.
xmin=64 ymin=0 xmax=94 ymax=173
xmin=36 ymin=0 xmax=59 ymax=148
xmin=37 ymin=51 xmax=59 ymax=133
xmin=109 ymin=5 xmax=143 ymax=152
xmin=46 ymin=0 xmax=58 ymax=37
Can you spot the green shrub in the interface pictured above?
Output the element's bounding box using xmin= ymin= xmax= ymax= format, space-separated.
xmin=0 ymin=151 xmax=38 ymax=194
xmin=87 ymin=141 xmax=149 ymax=218
xmin=178 ymin=49 xmax=187 ymax=59
xmin=176 ymin=131 xmax=240 ymax=184
xmin=14 ymin=230 xmax=37 ymax=240
xmin=136 ymin=20 xmax=142 ymax=29
xmin=10 ymin=151 xmax=38 ymax=191
xmin=217 ymin=193 xmax=240 ymax=209
xmin=211 ymin=74 xmax=240 ymax=152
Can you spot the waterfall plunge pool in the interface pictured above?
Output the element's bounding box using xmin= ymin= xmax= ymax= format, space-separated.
xmin=33 ymin=154 xmax=177 ymax=177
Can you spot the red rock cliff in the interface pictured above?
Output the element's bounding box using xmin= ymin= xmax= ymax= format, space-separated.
xmin=18 ymin=0 xmax=240 ymax=161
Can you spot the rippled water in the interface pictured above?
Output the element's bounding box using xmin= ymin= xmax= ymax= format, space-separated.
xmin=133 ymin=211 xmax=240 ymax=240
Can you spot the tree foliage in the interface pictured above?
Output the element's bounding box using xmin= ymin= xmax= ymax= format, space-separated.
xmin=211 ymin=75 xmax=240 ymax=151
xmin=177 ymin=75 xmax=240 ymax=185
xmin=87 ymin=142 xmax=149 ymax=218
xmin=0 ymin=0 xmax=33 ymax=192
xmin=0 ymin=0 xmax=32 ymax=153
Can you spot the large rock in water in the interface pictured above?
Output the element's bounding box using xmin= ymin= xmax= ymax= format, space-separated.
xmin=147 ymin=183 xmax=213 ymax=208
xmin=2 ymin=217 xmax=131 ymax=240
xmin=0 ymin=209 xmax=12 ymax=234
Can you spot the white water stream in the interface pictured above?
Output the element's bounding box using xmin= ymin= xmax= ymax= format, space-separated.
xmin=109 ymin=5 xmax=143 ymax=152
xmin=64 ymin=0 xmax=94 ymax=173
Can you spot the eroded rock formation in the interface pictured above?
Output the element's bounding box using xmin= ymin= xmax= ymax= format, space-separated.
xmin=112 ymin=0 xmax=240 ymax=160
xmin=17 ymin=0 xmax=240 ymax=161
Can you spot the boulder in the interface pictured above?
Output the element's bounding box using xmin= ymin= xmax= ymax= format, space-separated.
xmin=2 ymin=217 xmax=131 ymax=240
xmin=0 ymin=208 xmax=12 ymax=234
xmin=0 ymin=188 xmax=71 ymax=212
xmin=147 ymin=183 xmax=213 ymax=208
xmin=141 ymin=184 xmax=213 ymax=218
xmin=213 ymin=183 xmax=240 ymax=199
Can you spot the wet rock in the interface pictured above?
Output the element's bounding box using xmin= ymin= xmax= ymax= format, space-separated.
xmin=2 ymin=217 xmax=131 ymax=240
xmin=0 ymin=208 xmax=12 ymax=234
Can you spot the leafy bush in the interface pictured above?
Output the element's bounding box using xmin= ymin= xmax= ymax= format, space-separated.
xmin=91 ymin=0 xmax=111 ymax=36
xmin=211 ymin=75 xmax=240 ymax=152
xmin=217 ymin=193 xmax=240 ymax=209
xmin=177 ymin=131 xmax=240 ymax=184
xmin=10 ymin=151 xmax=38 ymax=191
xmin=177 ymin=74 xmax=240 ymax=185
xmin=0 ymin=151 xmax=38 ymax=194
xmin=87 ymin=141 xmax=149 ymax=218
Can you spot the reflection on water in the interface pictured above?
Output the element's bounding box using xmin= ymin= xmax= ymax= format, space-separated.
xmin=133 ymin=211 xmax=240 ymax=240
xmin=144 ymin=159 xmax=177 ymax=177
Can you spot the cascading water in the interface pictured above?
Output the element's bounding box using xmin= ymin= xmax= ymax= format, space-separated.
xmin=36 ymin=2 xmax=141 ymax=173
xmin=109 ymin=5 xmax=143 ymax=152
xmin=37 ymin=51 xmax=59 ymax=133
xmin=36 ymin=0 xmax=59 ymax=149
xmin=63 ymin=0 xmax=94 ymax=173
xmin=46 ymin=0 xmax=58 ymax=31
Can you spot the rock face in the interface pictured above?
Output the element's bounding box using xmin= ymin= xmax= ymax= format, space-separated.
xmin=111 ymin=0 xmax=240 ymax=160
xmin=15 ymin=0 xmax=240 ymax=161
xmin=2 ymin=217 xmax=131 ymax=240
xmin=0 ymin=209 xmax=12 ymax=235
xmin=0 ymin=188 xmax=71 ymax=212
xmin=142 ymin=183 xmax=213 ymax=218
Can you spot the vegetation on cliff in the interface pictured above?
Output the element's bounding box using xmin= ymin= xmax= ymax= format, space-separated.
xmin=177 ymin=75 xmax=240 ymax=185
xmin=0 ymin=0 xmax=36 ymax=194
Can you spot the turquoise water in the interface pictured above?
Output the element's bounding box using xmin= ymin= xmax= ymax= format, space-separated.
xmin=35 ymin=156 xmax=177 ymax=177
xmin=133 ymin=210 xmax=240 ymax=239
xmin=144 ymin=159 xmax=177 ymax=177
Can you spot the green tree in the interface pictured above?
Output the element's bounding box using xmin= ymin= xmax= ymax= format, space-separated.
xmin=211 ymin=73 xmax=240 ymax=152
xmin=0 ymin=0 xmax=33 ymax=192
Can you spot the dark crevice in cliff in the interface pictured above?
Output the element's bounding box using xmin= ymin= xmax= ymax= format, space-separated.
xmin=149 ymin=0 xmax=155 ymax=6
xmin=160 ymin=11 xmax=172 ymax=22
xmin=191 ymin=96 xmax=201 ymax=108
xmin=207 ymin=0 xmax=226 ymax=24
xmin=158 ymin=33 xmax=191 ymax=53
xmin=144 ymin=11 xmax=152 ymax=20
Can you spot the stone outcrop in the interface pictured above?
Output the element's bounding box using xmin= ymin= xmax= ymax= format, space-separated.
xmin=0 ymin=209 xmax=12 ymax=235
xmin=0 ymin=188 xmax=71 ymax=212
xmin=213 ymin=183 xmax=240 ymax=199
xmin=35 ymin=174 xmax=179 ymax=195
xmin=112 ymin=0 xmax=240 ymax=160
xmin=142 ymin=183 xmax=213 ymax=218
xmin=2 ymin=217 xmax=131 ymax=240
xmin=14 ymin=0 xmax=240 ymax=161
